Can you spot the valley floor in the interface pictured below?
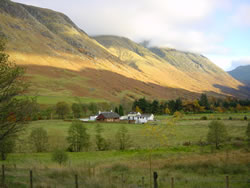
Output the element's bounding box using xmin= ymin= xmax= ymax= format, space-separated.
xmin=1 ymin=113 xmax=250 ymax=187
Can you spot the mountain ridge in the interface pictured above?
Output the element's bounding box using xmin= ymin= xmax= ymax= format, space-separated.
xmin=0 ymin=0 xmax=249 ymax=101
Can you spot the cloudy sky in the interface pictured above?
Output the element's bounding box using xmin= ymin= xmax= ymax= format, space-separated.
xmin=13 ymin=0 xmax=250 ymax=71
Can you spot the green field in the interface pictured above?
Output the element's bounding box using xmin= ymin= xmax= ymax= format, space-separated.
xmin=1 ymin=113 xmax=250 ymax=187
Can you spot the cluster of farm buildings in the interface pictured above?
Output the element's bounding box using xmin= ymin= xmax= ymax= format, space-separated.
xmin=80 ymin=111 xmax=154 ymax=124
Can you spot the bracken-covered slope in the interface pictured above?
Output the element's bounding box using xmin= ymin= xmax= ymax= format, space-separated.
xmin=228 ymin=65 xmax=250 ymax=86
xmin=0 ymin=0 xmax=248 ymax=102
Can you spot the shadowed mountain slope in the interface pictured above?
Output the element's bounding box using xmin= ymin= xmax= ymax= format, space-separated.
xmin=0 ymin=0 xmax=248 ymax=102
xmin=228 ymin=65 xmax=250 ymax=86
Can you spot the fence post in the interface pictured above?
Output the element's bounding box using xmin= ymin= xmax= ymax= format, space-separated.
xmin=171 ymin=177 xmax=174 ymax=188
xmin=226 ymin=176 xmax=229 ymax=188
xmin=142 ymin=176 xmax=145 ymax=188
xmin=121 ymin=173 xmax=124 ymax=188
xmin=2 ymin=165 xmax=5 ymax=186
xmin=30 ymin=170 xmax=33 ymax=188
xmin=153 ymin=172 xmax=158 ymax=188
xmin=75 ymin=174 xmax=78 ymax=188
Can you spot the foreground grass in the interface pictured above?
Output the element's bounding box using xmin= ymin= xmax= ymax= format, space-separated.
xmin=1 ymin=149 xmax=250 ymax=188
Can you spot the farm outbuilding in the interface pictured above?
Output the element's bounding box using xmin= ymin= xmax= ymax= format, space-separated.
xmin=96 ymin=112 xmax=120 ymax=122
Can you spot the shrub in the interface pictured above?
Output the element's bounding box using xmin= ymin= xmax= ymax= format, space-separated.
xmin=51 ymin=149 xmax=68 ymax=166
xmin=217 ymin=117 xmax=221 ymax=120
xmin=207 ymin=120 xmax=228 ymax=149
xmin=200 ymin=116 xmax=207 ymax=120
xmin=29 ymin=127 xmax=48 ymax=152
xmin=244 ymin=116 xmax=247 ymax=121
xmin=228 ymin=116 xmax=233 ymax=120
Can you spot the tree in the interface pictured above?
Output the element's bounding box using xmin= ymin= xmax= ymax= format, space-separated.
xmin=115 ymin=106 xmax=119 ymax=114
xmin=67 ymin=121 xmax=90 ymax=152
xmin=56 ymin=101 xmax=70 ymax=119
xmin=118 ymin=105 xmax=124 ymax=116
xmin=0 ymin=137 xmax=15 ymax=160
xmin=51 ymin=149 xmax=68 ymax=166
xmin=199 ymin=94 xmax=210 ymax=110
xmin=165 ymin=108 xmax=170 ymax=114
xmin=72 ymin=103 xmax=82 ymax=118
xmin=29 ymin=127 xmax=48 ymax=152
xmin=207 ymin=121 xmax=228 ymax=149
xmin=151 ymin=100 xmax=159 ymax=114
xmin=88 ymin=102 xmax=98 ymax=114
xmin=0 ymin=37 xmax=34 ymax=143
xmin=116 ymin=126 xmax=131 ymax=150
xmin=246 ymin=122 xmax=250 ymax=147
xmin=95 ymin=124 xmax=109 ymax=151
xmin=135 ymin=106 xmax=142 ymax=113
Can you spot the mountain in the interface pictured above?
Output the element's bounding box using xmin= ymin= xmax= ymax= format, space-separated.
xmin=94 ymin=36 xmax=248 ymax=98
xmin=228 ymin=65 xmax=250 ymax=86
xmin=0 ymin=0 xmax=248 ymax=102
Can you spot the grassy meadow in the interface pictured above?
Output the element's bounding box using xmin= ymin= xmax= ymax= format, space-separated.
xmin=1 ymin=113 xmax=250 ymax=187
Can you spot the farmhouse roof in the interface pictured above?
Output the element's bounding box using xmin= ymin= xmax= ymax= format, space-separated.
xmin=99 ymin=112 xmax=120 ymax=119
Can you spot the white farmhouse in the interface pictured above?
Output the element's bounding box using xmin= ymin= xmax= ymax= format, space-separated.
xmin=127 ymin=112 xmax=141 ymax=121
xmin=135 ymin=114 xmax=154 ymax=124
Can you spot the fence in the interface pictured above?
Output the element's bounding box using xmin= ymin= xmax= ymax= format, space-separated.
xmin=1 ymin=165 xmax=249 ymax=188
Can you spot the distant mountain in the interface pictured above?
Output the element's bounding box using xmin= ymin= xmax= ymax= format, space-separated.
xmin=228 ymin=65 xmax=250 ymax=86
xmin=0 ymin=0 xmax=248 ymax=102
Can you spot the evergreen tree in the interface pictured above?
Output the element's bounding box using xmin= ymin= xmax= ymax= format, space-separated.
xmin=151 ymin=100 xmax=159 ymax=114
xmin=118 ymin=105 xmax=124 ymax=116
xmin=115 ymin=106 xmax=119 ymax=114
xmin=199 ymin=94 xmax=210 ymax=110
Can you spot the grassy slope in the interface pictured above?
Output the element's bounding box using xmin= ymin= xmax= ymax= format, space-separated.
xmin=0 ymin=0 xmax=247 ymax=104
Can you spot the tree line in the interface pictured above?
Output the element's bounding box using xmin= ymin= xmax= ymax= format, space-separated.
xmin=132 ymin=94 xmax=250 ymax=115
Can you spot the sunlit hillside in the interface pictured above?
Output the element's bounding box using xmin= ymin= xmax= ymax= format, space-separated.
xmin=0 ymin=0 xmax=248 ymax=102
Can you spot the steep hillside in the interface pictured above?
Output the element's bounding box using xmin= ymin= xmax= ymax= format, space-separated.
xmin=228 ymin=65 xmax=250 ymax=86
xmin=95 ymin=36 xmax=247 ymax=98
xmin=0 ymin=0 xmax=248 ymax=102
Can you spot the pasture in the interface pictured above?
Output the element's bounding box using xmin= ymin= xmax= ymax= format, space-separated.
xmin=1 ymin=113 xmax=250 ymax=187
